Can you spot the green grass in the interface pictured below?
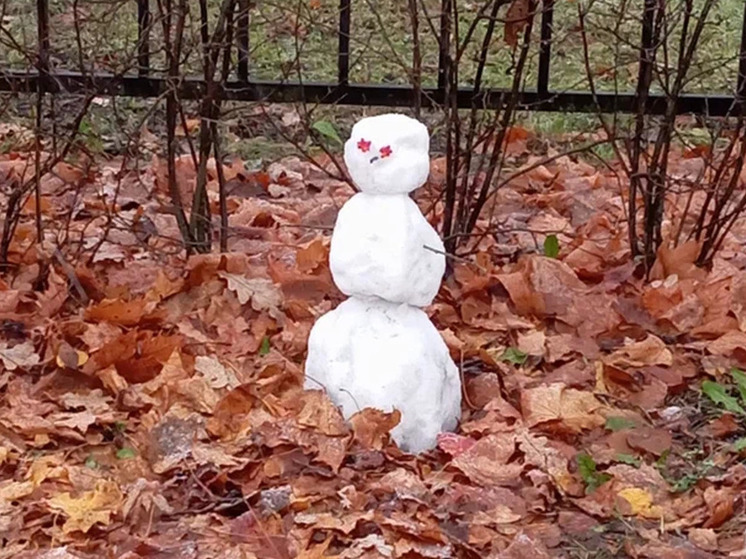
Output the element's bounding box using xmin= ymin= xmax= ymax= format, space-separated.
xmin=1 ymin=0 xmax=741 ymax=93
xmin=0 ymin=0 xmax=743 ymax=162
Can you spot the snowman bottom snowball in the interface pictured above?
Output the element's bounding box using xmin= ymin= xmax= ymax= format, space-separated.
xmin=304 ymin=297 xmax=462 ymax=454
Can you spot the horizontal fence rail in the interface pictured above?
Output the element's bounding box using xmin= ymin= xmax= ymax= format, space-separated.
xmin=0 ymin=0 xmax=744 ymax=117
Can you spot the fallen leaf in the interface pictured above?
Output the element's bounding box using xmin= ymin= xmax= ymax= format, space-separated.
xmin=451 ymin=433 xmax=523 ymax=486
xmin=84 ymin=297 xmax=152 ymax=327
xmin=626 ymin=427 xmax=672 ymax=457
xmin=194 ymin=355 xmax=239 ymax=389
xmin=708 ymin=330 xmax=746 ymax=357
xmin=296 ymin=390 xmax=348 ymax=436
xmin=47 ymin=480 xmax=123 ymax=534
xmin=703 ymin=487 xmax=734 ymax=528
xmin=688 ymin=528 xmax=719 ymax=552
xmin=437 ymin=433 xmax=477 ymax=457
xmin=350 ymin=408 xmax=400 ymax=450
xmin=605 ymin=335 xmax=673 ymax=367
xmin=219 ymin=272 xmax=283 ymax=319
xmin=521 ymin=383 xmax=605 ymax=432
xmin=517 ymin=329 xmax=546 ymax=357
xmin=296 ymin=237 xmax=327 ymax=273
xmin=0 ymin=341 xmax=40 ymax=371
xmin=616 ymin=487 xmax=663 ymax=518
xmin=0 ymin=480 xmax=34 ymax=502
xmin=504 ymin=0 xmax=530 ymax=47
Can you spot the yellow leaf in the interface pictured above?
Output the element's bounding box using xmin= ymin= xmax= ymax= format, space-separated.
xmin=28 ymin=454 xmax=66 ymax=487
xmin=0 ymin=481 xmax=33 ymax=502
xmin=47 ymin=480 xmax=123 ymax=533
xmin=617 ymin=487 xmax=663 ymax=518
xmin=594 ymin=361 xmax=608 ymax=394
xmin=56 ymin=348 xmax=89 ymax=369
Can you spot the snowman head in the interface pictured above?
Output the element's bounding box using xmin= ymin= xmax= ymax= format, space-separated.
xmin=344 ymin=114 xmax=430 ymax=194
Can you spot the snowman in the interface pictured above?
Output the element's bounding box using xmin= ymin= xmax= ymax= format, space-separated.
xmin=304 ymin=113 xmax=461 ymax=453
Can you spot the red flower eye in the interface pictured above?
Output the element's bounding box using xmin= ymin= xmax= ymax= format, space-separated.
xmin=357 ymin=138 xmax=371 ymax=152
xmin=380 ymin=145 xmax=392 ymax=158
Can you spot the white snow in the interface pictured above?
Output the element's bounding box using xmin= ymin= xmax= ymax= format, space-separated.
xmin=304 ymin=297 xmax=461 ymax=454
xmin=343 ymin=114 xmax=430 ymax=195
xmin=329 ymin=192 xmax=446 ymax=307
xmin=304 ymin=113 xmax=461 ymax=453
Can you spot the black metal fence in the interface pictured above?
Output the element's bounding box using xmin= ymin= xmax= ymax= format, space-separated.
xmin=1 ymin=0 xmax=746 ymax=116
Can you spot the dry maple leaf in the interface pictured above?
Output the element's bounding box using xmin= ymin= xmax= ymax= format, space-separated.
xmin=47 ymin=480 xmax=123 ymax=534
xmin=350 ymin=408 xmax=401 ymax=450
xmin=687 ymin=528 xmax=719 ymax=552
xmin=0 ymin=480 xmax=34 ymax=503
xmin=295 ymin=511 xmax=373 ymax=535
xmin=0 ymin=341 xmax=40 ymax=371
xmin=194 ymin=355 xmax=240 ymax=390
xmin=219 ymin=272 xmax=283 ymax=319
xmin=122 ymin=478 xmax=174 ymax=523
xmin=84 ymin=297 xmax=155 ymax=327
xmin=616 ymin=487 xmax=666 ymax=519
xmin=374 ymin=468 xmax=428 ymax=500
xmin=394 ymin=539 xmax=453 ymax=559
xmin=451 ymin=433 xmax=523 ymax=486
xmin=504 ymin=0 xmax=529 ymax=47
xmin=707 ymin=330 xmax=746 ymax=357
xmin=497 ymin=271 xmax=545 ymax=316
xmin=27 ymin=454 xmax=67 ymax=487
xmin=517 ymin=429 xmax=576 ymax=492
xmin=650 ymin=239 xmax=707 ymax=282
xmin=295 ymin=390 xmax=348 ymax=437
xmin=296 ymin=237 xmax=328 ymax=273
xmin=517 ymin=329 xmax=546 ymax=357
xmin=605 ymin=334 xmax=673 ymax=367
xmin=437 ymin=432 xmax=477 ymax=458
xmin=521 ymin=383 xmax=605 ymax=432
xmin=626 ymin=426 xmax=672 ymax=457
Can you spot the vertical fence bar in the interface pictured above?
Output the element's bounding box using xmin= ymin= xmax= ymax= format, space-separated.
xmin=736 ymin=0 xmax=746 ymax=105
xmin=36 ymin=0 xmax=50 ymax=85
xmin=636 ymin=0 xmax=656 ymax=101
xmin=437 ymin=0 xmax=452 ymax=96
xmin=35 ymin=0 xmax=50 ymax=242
xmin=537 ymin=0 xmax=554 ymax=95
xmin=408 ymin=0 xmax=422 ymax=116
xmin=237 ymin=0 xmax=249 ymax=81
xmin=137 ymin=0 xmax=150 ymax=76
xmin=338 ymin=0 xmax=351 ymax=85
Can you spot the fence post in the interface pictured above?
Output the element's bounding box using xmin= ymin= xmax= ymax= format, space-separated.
xmin=737 ymin=0 xmax=746 ymax=110
xmin=437 ymin=0 xmax=452 ymax=103
xmin=34 ymin=0 xmax=51 ymax=244
xmin=537 ymin=0 xmax=554 ymax=96
xmin=338 ymin=0 xmax=351 ymax=85
xmin=137 ymin=0 xmax=150 ymax=76
xmin=36 ymin=0 xmax=50 ymax=91
xmin=237 ymin=0 xmax=250 ymax=81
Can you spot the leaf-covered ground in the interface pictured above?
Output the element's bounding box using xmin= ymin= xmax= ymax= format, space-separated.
xmin=1 ymin=122 xmax=746 ymax=559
